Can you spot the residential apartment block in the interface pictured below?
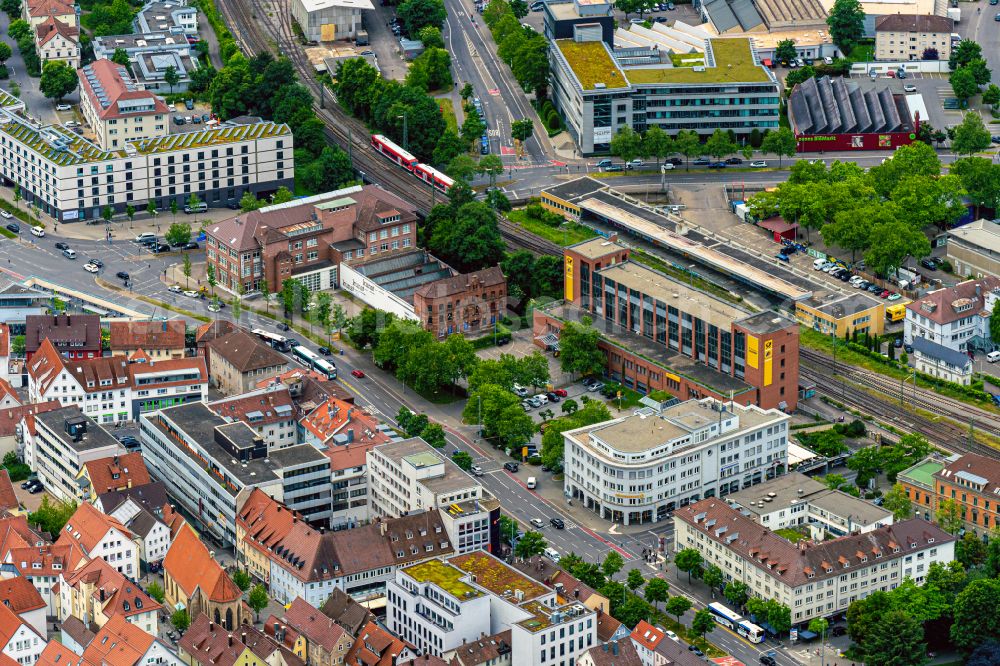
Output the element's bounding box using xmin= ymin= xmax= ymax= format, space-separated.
xmin=4 ymin=542 xmax=87 ymax=615
xmin=264 ymin=597 xmax=354 ymax=666
xmin=904 ymin=276 xmax=1000 ymax=352
xmin=0 ymin=602 xmax=44 ymax=666
xmin=898 ymin=452 xmax=1000 ymax=537
xmin=367 ymin=437 xmax=501 ymax=554
xmin=206 ymin=329 xmax=289 ymax=395
xmin=109 ymin=320 xmax=186 ymax=358
xmin=539 ymin=239 xmax=800 ymax=411
xmin=56 ymin=557 xmax=160 ymax=633
xmin=412 ymin=266 xmax=507 ymax=339
xmin=139 ymin=402 xmax=328 ymax=546
xmin=550 ymin=36 xmax=780 ymax=154
xmin=24 ymin=314 xmax=101 ymax=361
xmin=386 ymin=552 xmax=598 ymax=664
xmin=563 ymin=398 xmax=789 ymax=525
xmin=24 ymin=407 xmax=124 ymax=503
xmin=874 ymin=14 xmax=953 ymax=62
xmin=24 ymin=0 xmax=75 ymax=27
xmin=56 ymin=502 xmax=140 ymax=577
xmin=79 ymin=59 xmax=170 ymax=151
xmin=82 ymin=614 xmax=183 ymax=666
xmin=106 ymin=497 xmax=173 ymax=567
xmin=0 ymin=89 xmax=292 ymax=222
xmin=35 ymin=16 xmax=79 ymax=68
xmin=204 ymin=185 xmax=419 ymax=295
xmin=945 ymin=219 xmax=1000 ymax=279
xmin=673 ymin=499 xmax=955 ymax=625
xmin=209 ymin=385 xmax=298 ymax=451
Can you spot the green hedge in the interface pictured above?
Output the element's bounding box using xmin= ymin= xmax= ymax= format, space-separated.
xmin=194 ymin=0 xmax=239 ymax=61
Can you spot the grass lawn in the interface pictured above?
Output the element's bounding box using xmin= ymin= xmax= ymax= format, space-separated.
xmin=438 ymin=98 xmax=459 ymax=134
xmin=604 ymin=384 xmax=644 ymax=410
xmin=506 ymin=209 xmax=598 ymax=246
xmin=775 ymin=527 xmax=808 ymax=543
xmin=846 ymin=41 xmax=875 ymax=63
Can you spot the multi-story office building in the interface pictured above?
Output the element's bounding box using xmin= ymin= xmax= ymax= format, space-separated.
xmin=386 ymin=552 xmax=597 ymax=664
xmin=0 ymin=87 xmax=292 ymax=222
xmin=904 ymin=276 xmax=1000 ymax=352
xmin=875 ymin=14 xmax=953 ymax=61
xmin=204 ymin=185 xmax=419 ymax=296
xmin=367 ymin=438 xmax=501 ymax=554
xmin=78 ymin=59 xmax=172 ymax=150
xmin=563 ymin=397 xmax=789 ymax=525
xmin=209 ymin=385 xmax=298 ymax=451
xmin=537 ymin=239 xmax=800 ymax=411
xmin=673 ymin=499 xmax=955 ymax=625
xmin=25 ymin=407 xmax=123 ymax=503
xmin=549 ymin=36 xmax=780 ymax=154
xmin=139 ymin=402 xmax=328 ymax=546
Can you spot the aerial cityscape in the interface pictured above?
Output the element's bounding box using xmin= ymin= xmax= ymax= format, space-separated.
xmin=0 ymin=0 xmax=992 ymax=664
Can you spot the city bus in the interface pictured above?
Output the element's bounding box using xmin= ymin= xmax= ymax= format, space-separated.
xmin=313 ymin=357 xmax=338 ymax=380
xmin=707 ymin=602 xmax=743 ymax=631
xmin=737 ymin=620 xmax=765 ymax=643
xmin=251 ymin=328 xmax=291 ymax=353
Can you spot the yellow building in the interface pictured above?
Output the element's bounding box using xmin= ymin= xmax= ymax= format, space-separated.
xmin=539 ymin=177 xmax=606 ymax=221
xmin=236 ymin=489 xmax=299 ymax=585
xmin=795 ymin=292 xmax=886 ymax=337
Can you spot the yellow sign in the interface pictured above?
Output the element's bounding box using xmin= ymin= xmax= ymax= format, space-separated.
xmin=746 ymin=335 xmax=759 ymax=370
xmin=564 ymin=255 xmax=574 ymax=301
xmin=665 ymin=371 xmax=680 ymax=383
xmin=763 ymin=339 xmax=773 ymax=386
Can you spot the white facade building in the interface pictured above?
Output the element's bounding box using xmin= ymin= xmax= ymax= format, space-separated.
xmin=59 ymin=502 xmax=140 ymax=578
xmin=0 ymin=604 xmax=43 ymax=666
xmin=387 ymin=553 xmax=597 ymax=665
xmin=904 ymin=276 xmax=1000 ymax=352
xmin=108 ymin=500 xmax=173 ymax=566
xmin=563 ymin=398 xmax=790 ymax=526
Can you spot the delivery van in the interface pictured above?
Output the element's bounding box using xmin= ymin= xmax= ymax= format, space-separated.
xmin=526 ymin=477 xmax=537 ymax=489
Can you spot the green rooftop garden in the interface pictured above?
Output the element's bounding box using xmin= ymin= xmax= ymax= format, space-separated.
xmin=404 ymin=560 xmax=483 ymax=600
xmin=556 ymin=40 xmax=627 ymax=91
xmin=450 ymin=553 xmax=548 ymax=600
xmin=625 ymin=38 xmax=772 ymax=85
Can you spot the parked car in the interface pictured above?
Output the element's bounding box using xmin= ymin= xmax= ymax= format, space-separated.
xmin=749 ymin=160 xmax=767 ymax=168
xmin=760 ymin=656 xmax=777 ymax=666
xmin=553 ymin=388 xmax=568 ymax=397
xmin=351 ymin=369 xmax=365 ymax=378
xmin=920 ymin=257 xmax=939 ymax=270
xmin=692 ymin=158 xmax=710 ymax=165
xmin=83 ymin=263 xmax=99 ymax=273
xmin=183 ymin=242 xmax=200 ymax=250
xmin=903 ymin=84 xmax=917 ymax=92
xmin=888 ymin=293 xmax=902 ymax=301
xmin=4 ymin=223 xmax=18 ymax=234
xmin=626 ymin=159 xmax=643 ymax=169
xmin=504 ymin=462 xmax=519 ymax=472
xmin=521 ymin=400 xmax=534 ymax=411
xmin=725 ymin=157 xmax=743 ymax=165
xmin=830 ymin=626 xmax=847 ymax=637
xmin=546 ymin=392 xmax=561 ymax=403
xmin=167 ymin=284 xmax=182 ymax=293
xmin=154 ymin=243 xmax=170 ymax=253
xmin=880 ymin=290 xmax=890 ymax=298
xmin=183 ymin=290 xmax=199 ymax=298
xmin=708 ymin=161 xmax=727 ymax=169
xmin=184 ymin=99 xmax=195 ymax=110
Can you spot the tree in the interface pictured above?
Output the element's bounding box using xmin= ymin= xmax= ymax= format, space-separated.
xmin=602 ymin=551 xmax=624 ymax=580
xmin=826 ymin=0 xmax=864 ymax=51
xmin=775 ymin=39 xmax=798 ymax=63
xmin=460 ymin=82 xmax=474 ymax=101
xmin=674 ymin=548 xmax=703 ymax=583
xmin=559 ymin=317 xmax=605 ymax=378
xmin=891 ymin=174 xmax=967 ymax=231
xmin=464 ymin=384 xmax=535 ymax=448
xmin=165 ymin=222 xmax=191 ymax=247
xmin=760 ymin=127 xmax=797 ymax=166
xmin=478 ymin=154 xmax=504 ymax=188
xmin=298 ymin=147 xmax=355 ymax=194
xmin=514 ymin=530 xmax=547 ymax=558
xmin=397 ymin=0 xmax=446 ymax=36
xmin=511 ymin=35 xmax=549 ymax=98
xmin=451 ymin=450 xmax=474 ymax=471
xmin=642 ymin=126 xmax=671 ymax=166
xmin=0 ymin=0 xmax=18 ymax=16
xmin=206 ymin=263 xmax=217 ymax=296
xmin=785 ymin=65 xmax=816 ymax=89
xmin=864 ymin=610 xmax=926 ymax=666
xmin=28 ymin=496 xmax=76 ymax=535
xmin=427 ymin=202 xmax=505 ymax=273
xmin=969 ymin=58 xmax=993 ymax=86
xmin=232 ymin=570 xmax=251 ymax=591
xmin=616 ymin=595 xmax=652 ymax=628
xmin=111 ymin=47 xmax=129 ymax=66
xmin=950 ymin=39 xmax=983 ymax=70
xmin=432 ymin=131 xmax=467 ymax=168
xmin=610 ymin=126 xmax=641 ymax=163
xmin=863 ymin=219 xmax=931 ymax=278
xmin=953 ymin=578 xmax=1000 ymax=649
xmin=170 ymin=200 xmax=178 ymax=222
xmin=665 ymin=594 xmax=692 ymax=624
xmin=644 ymin=578 xmax=670 ymax=611
xmin=626 ymin=568 xmax=645 ymax=591
xmin=447 ymin=154 xmax=478 ymax=183
xmin=704 ymin=129 xmax=736 ymax=159
xmin=950 ymin=68 xmax=980 ymax=107
xmin=702 ymin=565 xmax=723 ymax=597
xmin=952 ymin=156 xmax=1000 ymax=216
xmin=181 ymin=253 xmax=192 ymax=288
xmin=406 ymin=47 xmax=453 ymax=92
xmin=724 ymin=581 xmax=749 ymax=608
xmin=147 ymin=581 xmax=165 ymax=602
xmin=690 ymin=609 xmax=715 ymax=640
xmin=922 ymin=47 xmax=938 ymax=61
xmin=953 ymin=111 xmax=991 ymax=155
xmin=512 ymin=118 xmax=533 ymax=143
xmin=882 ymin=483 xmax=913 ymax=520
xmin=510 ymin=0 xmax=529 ymax=17
xmin=125 ymin=204 xmax=136 ymax=228
xmin=935 ymin=497 xmax=964 ymax=534
xmin=272 ymin=187 xmax=294 ymax=205
xmin=39 ymin=61 xmax=78 ymax=101
xmin=7 ymin=19 xmax=28 ymax=41
xmin=808 ymin=617 xmax=829 ymax=646
xmin=170 ymin=609 xmax=190 ymax=633
xmin=418 ymin=25 xmax=445 ymax=49
xmin=674 ymin=129 xmax=701 ymax=170
xmin=561 ymin=398 xmax=579 ymax=415
xmin=163 ymin=65 xmax=181 ymax=94
xmin=248 ymin=584 xmax=268 ymax=621
xmin=984 ymin=84 xmax=1000 ymax=110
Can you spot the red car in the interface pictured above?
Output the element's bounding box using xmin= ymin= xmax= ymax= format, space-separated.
xmin=879 ymin=290 xmax=890 ymax=299
xmin=351 ymin=369 xmax=365 ymax=378
xmin=553 ymin=389 xmax=568 ymax=397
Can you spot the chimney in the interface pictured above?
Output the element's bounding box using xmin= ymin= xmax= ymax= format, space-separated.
xmin=228 ymin=635 xmax=233 ymax=647
xmin=380 ymin=521 xmax=387 ymax=536
xmin=209 ymin=621 xmax=214 ymax=632
xmin=241 ymin=632 xmax=247 ymax=644
xmin=114 ymin=455 xmax=118 ymax=465
xmin=612 ymin=642 xmax=619 ymax=656
xmin=99 ymin=588 xmax=105 ymax=602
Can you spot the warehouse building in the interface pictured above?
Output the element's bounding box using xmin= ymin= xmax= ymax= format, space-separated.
xmin=290 ymin=0 xmax=373 ymax=41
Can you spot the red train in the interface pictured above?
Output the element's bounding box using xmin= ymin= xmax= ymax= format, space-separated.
xmin=371 ymin=134 xmax=455 ymax=194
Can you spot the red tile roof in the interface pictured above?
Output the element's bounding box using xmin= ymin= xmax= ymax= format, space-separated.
xmin=344 ymin=621 xmax=410 ymax=666
xmin=180 ymin=613 xmax=304 ymax=666
xmin=82 ymin=614 xmax=155 ymax=666
xmin=209 ymin=386 xmax=296 ymax=427
xmin=35 ymin=15 xmax=77 ymax=46
xmin=29 ymin=342 xmax=131 ymax=397
xmin=26 ymin=0 xmax=74 ymax=17
xmin=163 ymin=526 xmax=241 ymax=604
xmin=300 ymin=398 xmax=388 ymax=449
xmin=273 ymin=598 xmax=347 ymax=653
xmin=61 ymin=558 xmax=160 ymax=619
xmin=906 ymin=276 xmax=1000 ymax=325
xmin=24 ymin=315 xmax=101 ymax=354
xmin=38 ymin=639 xmax=92 ymax=666
xmin=109 ymin=320 xmax=185 ymax=353
xmin=0 ymin=380 xmax=21 ymax=408
xmin=82 ymin=453 xmax=151 ymax=496
xmin=0 ymin=599 xmax=36 ymax=645
xmin=7 ymin=542 xmax=87 ymax=579
xmin=79 ymin=59 xmax=169 ymax=121
xmin=58 ymin=503 xmax=133 ymax=554
xmin=0 ymin=517 xmax=44 ymax=558
xmin=630 ymin=621 xmax=664 ymax=651
xmin=0 ymin=324 xmax=9 ymax=358
xmin=0 ymin=471 xmax=17 ymax=513
xmin=0 ymin=576 xmax=45 ymax=614
xmin=0 ymin=401 xmax=61 ymax=439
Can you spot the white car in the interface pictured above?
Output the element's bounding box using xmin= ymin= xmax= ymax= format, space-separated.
xmin=183 ymin=290 xmax=199 ymax=298
xmin=749 ymin=160 xmax=767 ymax=168
xmin=903 ymin=84 xmax=917 ymax=93
xmin=83 ymin=263 xmax=99 ymax=273
xmin=529 ymin=518 xmax=544 ymax=528
xmin=0 ymin=210 xmax=12 ymax=220
xmin=30 ymin=226 xmax=44 ymax=237
xmin=167 ymin=285 xmax=182 ymax=293
xmin=665 ymin=631 xmax=679 ymax=642
xmin=55 ymin=104 xmax=71 ymax=111
xmin=207 ymin=303 xmax=221 ymax=312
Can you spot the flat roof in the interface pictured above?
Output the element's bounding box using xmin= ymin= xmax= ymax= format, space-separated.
xmin=809 ymin=490 xmax=892 ymax=524
xmin=624 ymin=39 xmax=772 ymax=85
xmin=800 ymin=291 xmax=883 ymax=318
xmin=36 ymin=408 xmax=122 ymax=453
xmin=948 ymin=219 xmax=1000 ymax=254
xmin=727 ymin=471 xmax=826 ymax=510
xmin=899 ymin=459 xmax=945 ymax=488
xmin=555 ymin=40 xmax=627 ymax=91
xmin=737 ymin=310 xmax=797 ymax=335
xmin=568 ymin=237 xmax=626 ymax=260
xmin=449 ymin=552 xmax=549 ymax=602
xmin=543 ymin=176 xmax=607 ymax=203
xmin=404 ymin=560 xmax=483 ymax=599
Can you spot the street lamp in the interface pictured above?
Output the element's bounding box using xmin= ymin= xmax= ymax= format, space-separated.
xmin=397 ymin=114 xmax=408 ymax=151
xmin=900 ymin=371 xmax=916 ymax=407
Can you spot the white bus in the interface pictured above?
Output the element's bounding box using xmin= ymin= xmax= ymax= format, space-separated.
xmin=313 ymin=357 xmax=338 ymax=380
xmin=708 ymin=602 xmax=743 ymax=631
xmin=738 ymin=620 xmax=765 ymax=643
xmin=251 ymin=328 xmax=291 ymax=352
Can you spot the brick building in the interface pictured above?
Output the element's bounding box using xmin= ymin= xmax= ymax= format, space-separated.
xmin=412 ymin=267 xmax=507 ymax=339
xmin=534 ymin=238 xmax=799 ymax=411
xmin=24 ymin=314 xmax=102 ymax=361
xmin=898 ymin=452 xmax=1000 ymax=537
xmin=205 ymin=185 xmax=419 ymax=296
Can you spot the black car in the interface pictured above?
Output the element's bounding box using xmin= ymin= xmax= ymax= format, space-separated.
xmin=920 ymin=257 xmax=938 ymax=270
xmin=54 ymin=241 xmax=68 ymax=250
xmin=287 ymin=339 xmax=300 ymax=347
xmin=666 ymin=157 xmax=683 ymax=166
xmin=318 ymin=346 xmax=331 ymax=355
xmin=760 ymin=656 xmax=777 ymax=666
xmin=4 ymin=223 xmax=18 ymax=233
xmin=546 ymin=392 xmax=561 ymax=403
xmin=89 ymin=259 xmax=104 ymax=268
xmin=725 ymin=157 xmax=743 ymax=165
xmin=184 ymin=242 xmax=200 ymax=250
xmin=550 ymin=517 xmax=565 ymax=529
xmin=838 ymin=271 xmax=851 ymax=281
xmin=503 ymin=462 xmax=519 ymax=472
xmin=867 ymin=284 xmax=882 ymax=293
xmin=116 ymin=271 xmax=130 ymax=281
xmin=689 ymin=646 xmax=704 ymax=657
xmin=830 ymin=626 xmax=847 ymax=637
xmin=119 ymin=435 xmax=138 ymax=446
xmin=154 ymin=243 xmax=170 ymax=253
xmin=277 ymin=322 xmax=290 ymax=331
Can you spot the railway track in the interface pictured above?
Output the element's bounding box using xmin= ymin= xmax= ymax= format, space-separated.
xmin=214 ymin=0 xmax=557 ymax=256
xmin=799 ymin=352 xmax=999 ymax=457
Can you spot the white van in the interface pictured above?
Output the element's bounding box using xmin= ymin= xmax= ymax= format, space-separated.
xmin=526 ymin=476 xmax=537 ymax=489
xmin=184 ymin=202 xmax=208 ymax=214
xmin=134 ymin=232 xmax=156 ymax=243
xmin=30 ymin=226 xmax=44 ymax=237
xmin=62 ymin=248 xmax=76 ymax=259
xmin=813 ymin=258 xmax=826 ymax=270
xmin=988 ymin=351 xmax=1000 ymax=363
xmin=544 ymin=548 xmax=560 ymax=562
